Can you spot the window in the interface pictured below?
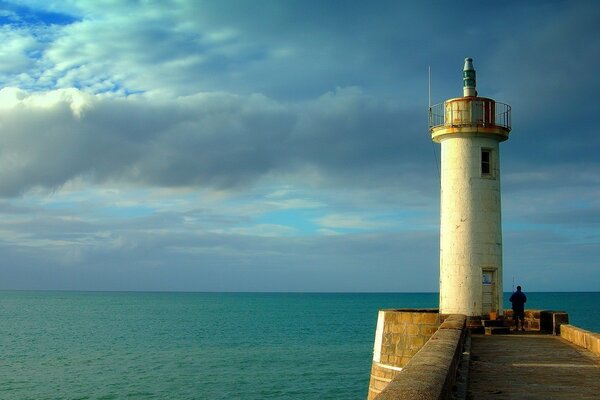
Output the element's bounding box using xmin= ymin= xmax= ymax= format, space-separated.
xmin=481 ymin=149 xmax=491 ymax=176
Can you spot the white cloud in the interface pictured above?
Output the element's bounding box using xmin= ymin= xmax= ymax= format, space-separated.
xmin=0 ymin=26 xmax=40 ymax=74
xmin=223 ymin=224 xmax=297 ymax=237
xmin=316 ymin=214 xmax=390 ymax=230
xmin=265 ymin=198 xmax=322 ymax=210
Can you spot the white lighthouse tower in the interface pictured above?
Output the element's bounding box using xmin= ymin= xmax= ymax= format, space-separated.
xmin=429 ymin=58 xmax=511 ymax=317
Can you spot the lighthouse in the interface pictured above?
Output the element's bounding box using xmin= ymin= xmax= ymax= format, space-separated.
xmin=429 ymin=58 xmax=511 ymax=317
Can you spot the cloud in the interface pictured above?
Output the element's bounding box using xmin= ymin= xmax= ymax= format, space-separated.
xmin=504 ymin=229 xmax=600 ymax=292
xmin=0 ymin=1 xmax=599 ymax=292
xmin=484 ymin=2 xmax=600 ymax=174
xmin=0 ymin=1 xmax=505 ymax=100
xmin=0 ymin=26 xmax=40 ymax=74
xmin=0 ymin=86 xmax=432 ymax=197
xmin=0 ymin=225 xmax=441 ymax=291
xmin=265 ymin=198 xmax=322 ymax=210
xmin=223 ymin=224 xmax=298 ymax=237
xmin=316 ymin=214 xmax=390 ymax=230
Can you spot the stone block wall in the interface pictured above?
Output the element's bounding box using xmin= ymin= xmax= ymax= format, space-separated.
xmin=560 ymin=325 xmax=600 ymax=356
xmin=504 ymin=309 xmax=568 ymax=334
xmin=367 ymin=309 xmax=441 ymax=400
xmin=503 ymin=309 xmax=541 ymax=330
xmin=374 ymin=314 xmax=467 ymax=400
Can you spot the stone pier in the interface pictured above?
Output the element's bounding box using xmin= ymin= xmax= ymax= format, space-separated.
xmin=468 ymin=333 xmax=600 ymax=399
xmin=368 ymin=309 xmax=600 ymax=399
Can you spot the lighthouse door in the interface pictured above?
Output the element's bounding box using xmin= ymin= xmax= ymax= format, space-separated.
xmin=481 ymin=269 xmax=497 ymax=316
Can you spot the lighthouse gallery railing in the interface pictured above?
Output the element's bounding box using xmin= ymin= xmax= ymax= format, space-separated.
xmin=428 ymin=99 xmax=511 ymax=131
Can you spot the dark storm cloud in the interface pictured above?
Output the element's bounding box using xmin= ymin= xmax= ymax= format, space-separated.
xmin=504 ymin=229 xmax=600 ymax=291
xmin=0 ymin=87 xmax=430 ymax=197
xmin=485 ymin=2 xmax=600 ymax=167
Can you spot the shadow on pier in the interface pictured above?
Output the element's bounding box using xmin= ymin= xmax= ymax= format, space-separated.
xmin=468 ymin=333 xmax=600 ymax=399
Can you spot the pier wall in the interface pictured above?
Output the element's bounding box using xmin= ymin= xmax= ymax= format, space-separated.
xmin=367 ymin=309 xmax=442 ymax=400
xmin=503 ymin=309 xmax=541 ymax=330
xmin=503 ymin=309 xmax=568 ymax=334
xmin=368 ymin=309 xmax=570 ymax=399
xmin=560 ymin=325 xmax=600 ymax=356
xmin=374 ymin=314 xmax=467 ymax=400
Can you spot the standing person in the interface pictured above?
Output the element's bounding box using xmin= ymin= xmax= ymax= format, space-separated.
xmin=510 ymin=286 xmax=527 ymax=331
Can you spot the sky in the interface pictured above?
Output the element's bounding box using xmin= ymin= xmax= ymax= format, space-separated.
xmin=0 ymin=0 xmax=599 ymax=292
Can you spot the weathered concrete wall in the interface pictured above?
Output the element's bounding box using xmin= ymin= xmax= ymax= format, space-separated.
xmin=438 ymin=135 xmax=504 ymax=317
xmin=374 ymin=314 xmax=467 ymax=400
xmin=367 ymin=310 xmax=441 ymax=400
xmin=560 ymin=325 xmax=600 ymax=356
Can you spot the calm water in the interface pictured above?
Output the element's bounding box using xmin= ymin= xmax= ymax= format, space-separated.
xmin=1 ymin=291 xmax=599 ymax=399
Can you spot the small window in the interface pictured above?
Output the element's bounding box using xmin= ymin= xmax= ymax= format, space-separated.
xmin=481 ymin=149 xmax=491 ymax=176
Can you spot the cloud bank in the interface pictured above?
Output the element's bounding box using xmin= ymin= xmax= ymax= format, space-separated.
xmin=0 ymin=0 xmax=598 ymax=291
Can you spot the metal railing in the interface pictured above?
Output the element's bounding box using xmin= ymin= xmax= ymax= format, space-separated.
xmin=428 ymin=100 xmax=511 ymax=131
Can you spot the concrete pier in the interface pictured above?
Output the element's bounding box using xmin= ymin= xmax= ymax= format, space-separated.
xmin=468 ymin=334 xmax=600 ymax=399
xmin=370 ymin=313 xmax=600 ymax=399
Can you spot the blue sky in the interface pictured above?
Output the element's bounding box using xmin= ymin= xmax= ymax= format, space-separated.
xmin=0 ymin=0 xmax=599 ymax=292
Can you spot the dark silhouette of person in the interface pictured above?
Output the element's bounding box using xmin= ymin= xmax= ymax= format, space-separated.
xmin=510 ymin=285 xmax=527 ymax=331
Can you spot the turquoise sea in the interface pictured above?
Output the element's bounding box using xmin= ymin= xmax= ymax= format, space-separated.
xmin=1 ymin=291 xmax=599 ymax=399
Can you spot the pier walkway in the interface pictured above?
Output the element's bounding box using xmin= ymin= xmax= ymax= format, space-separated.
xmin=468 ymin=334 xmax=600 ymax=399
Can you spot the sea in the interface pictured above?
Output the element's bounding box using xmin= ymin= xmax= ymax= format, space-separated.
xmin=1 ymin=291 xmax=599 ymax=399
